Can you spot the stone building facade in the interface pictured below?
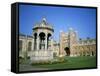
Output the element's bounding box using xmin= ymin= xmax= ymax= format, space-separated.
xmin=19 ymin=34 xmax=33 ymax=58
xmin=59 ymin=28 xmax=96 ymax=57
xmin=19 ymin=18 xmax=96 ymax=60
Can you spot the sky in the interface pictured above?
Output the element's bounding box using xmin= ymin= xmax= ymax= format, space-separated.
xmin=19 ymin=4 xmax=96 ymax=42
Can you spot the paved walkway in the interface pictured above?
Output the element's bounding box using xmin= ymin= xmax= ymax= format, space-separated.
xmin=19 ymin=64 xmax=49 ymax=71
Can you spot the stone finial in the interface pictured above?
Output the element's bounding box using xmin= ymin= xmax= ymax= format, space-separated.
xmin=41 ymin=17 xmax=47 ymax=26
xmin=42 ymin=17 xmax=46 ymax=22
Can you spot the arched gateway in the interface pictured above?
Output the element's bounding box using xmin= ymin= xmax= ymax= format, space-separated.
xmin=30 ymin=17 xmax=54 ymax=62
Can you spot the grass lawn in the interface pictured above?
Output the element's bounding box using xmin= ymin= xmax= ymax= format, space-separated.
xmin=31 ymin=56 xmax=97 ymax=70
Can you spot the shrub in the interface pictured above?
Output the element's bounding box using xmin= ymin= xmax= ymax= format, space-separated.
xmin=57 ymin=57 xmax=66 ymax=63
xmin=19 ymin=57 xmax=24 ymax=64
xmin=31 ymin=57 xmax=66 ymax=65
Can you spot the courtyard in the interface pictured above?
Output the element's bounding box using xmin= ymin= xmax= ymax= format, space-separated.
xmin=19 ymin=56 xmax=96 ymax=71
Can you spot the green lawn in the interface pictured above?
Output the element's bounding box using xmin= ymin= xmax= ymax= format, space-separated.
xmin=31 ymin=56 xmax=97 ymax=70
